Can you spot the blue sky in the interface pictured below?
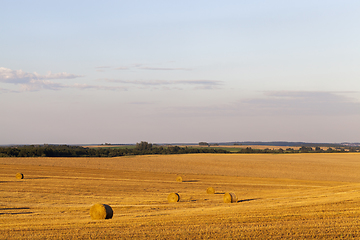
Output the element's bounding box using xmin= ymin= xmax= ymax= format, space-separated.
xmin=1 ymin=1 xmax=360 ymax=144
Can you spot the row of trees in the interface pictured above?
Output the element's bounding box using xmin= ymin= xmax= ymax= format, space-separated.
xmin=237 ymin=146 xmax=357 ymax=153
xmin=0 ymin=142 xmax=230 ymax=157
xmin=0 ymin=142 xmax=357 ymax=157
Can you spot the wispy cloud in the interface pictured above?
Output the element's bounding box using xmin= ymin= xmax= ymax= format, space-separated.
xmin=17 ymin=81 xmax=128 ymax=92
xmin=114 ymin=67 xmax=131 ymax=70
xmin=1 ymin=67 xmax=219 ymax=92
xmin=95 ymin=63 xmax=192 ymax=72
xmin=0 ymin=67 xmax=86 ymax=92
xmin=138 ymin=67 xmax=192 ymax=71
xmin=19 ymin=80 xmax=65 ymax=91
xmin=0 ymin=67 xmax=83 ymax=84
xmin=0 ymin=67 xmax=129 ymax=92
xmin=103 ymin=79 xmax=222 ymax=89
xmin=72 ymin=83 xmax=127 ymax=91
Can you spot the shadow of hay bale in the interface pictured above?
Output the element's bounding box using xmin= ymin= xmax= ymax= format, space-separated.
xmin=237 ymin=198 xmax=259 ymax=203
xmin=0 ymin=207 xmax=31 ymax=211
xmin=0 ymin=212 xmax=33 ymax=216
xmin=27 ymin=177 xmax=49 ymax=179
xmin=0 ymin=207 xmax=33 ymax=216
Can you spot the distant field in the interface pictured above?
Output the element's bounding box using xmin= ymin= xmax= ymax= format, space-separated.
xmin=1 ymin=153 xmax=360 ymax=239
xmin=83 ymin=144 xmax=137 ymax=149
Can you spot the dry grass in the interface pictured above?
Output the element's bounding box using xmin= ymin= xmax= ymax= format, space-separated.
xmin=1 ymin=153 xmax=360 ymax=239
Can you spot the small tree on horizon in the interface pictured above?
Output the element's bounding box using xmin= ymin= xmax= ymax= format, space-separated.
xmin=136 ymin=141 xmax=153 ymax=151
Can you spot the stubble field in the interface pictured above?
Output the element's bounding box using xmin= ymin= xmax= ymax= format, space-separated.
xmin=1 ymin=153 xmax=360 ymax=239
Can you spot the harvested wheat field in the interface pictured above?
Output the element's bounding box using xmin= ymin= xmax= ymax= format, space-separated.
xmin=1 ymin=153 xmax=360 ymax=239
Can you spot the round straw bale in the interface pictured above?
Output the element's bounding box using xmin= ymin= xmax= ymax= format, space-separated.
xmin=206 ymin=187 xmax=215 ymax=194
xmin=224 ymin=192 xmax=237 ymax=203
xmin=16 ymin=173 xmax=24 ymax=179
xmin=168 ymin=193 xmax=180 ymax=203
xmin=90 ymin=203 xmax=113 ymax=220
xmin=176 ymin=176 xmax=183 ymax=182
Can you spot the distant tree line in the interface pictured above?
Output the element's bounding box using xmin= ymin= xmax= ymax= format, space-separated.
xmin=0 ymin=142 xmax=230 ymax=157
xmin=0 ymin=142 xmax=358 ymax=157
xmin=198 ymin=142 xmax=210 ymax=146
xmin=232 ymin=141 xmax=352 ymax=148
xmin=236 ymin=146 xmax=359 ymax=153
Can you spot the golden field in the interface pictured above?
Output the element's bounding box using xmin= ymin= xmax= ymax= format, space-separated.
xmin=1 ymin=153 xmax=360 ymax=239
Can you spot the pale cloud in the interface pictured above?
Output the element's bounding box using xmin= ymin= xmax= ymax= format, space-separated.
xmin=106 ymin=79 xmax=168 ymax=85
xmin=0 ymin=67 xmax=84 ymax=92
xmin=112 ymin=64 xmax=192 ymax=71
xmin=0 ymin=67 xmax=130 ymax=92
xmin=103 ymin=79 xmax=222 ymax=89
xmin=72 ymin=83 xmax=127 ymax=91
xmin=1 ymin=67 xmax=218 ymax=92
xmin=138 ymin=67 xmax=192 ymax=71
xmin=114 ymin=67 xmax=131 ymax=70
xmin=19 ymin=80 xmax=65 ymax=91
xmin=0 ymin=67 xmax=83 ymax=84
xmin=17 ymin=82 xmax=128 ymax=92
xmin=178 ymin=80 xmax=222 ymax=89
xmin=94 ymin=64 xmax=192 ymax=72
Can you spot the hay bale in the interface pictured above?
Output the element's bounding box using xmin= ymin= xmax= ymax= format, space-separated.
xmin=168 ymin=193 xmax=180 ymax=203
xmin=206 ymin=187 xmax=215 ymax=194
xmin=16 ymin=173 xmax=24 ymax=179
xmin=176 ymin=176 xmax=183 ymax=182
xmin=224 ymin=192 xmax=237 ymax=203
xmin=90 ymin=203 xmax=113 ymax=220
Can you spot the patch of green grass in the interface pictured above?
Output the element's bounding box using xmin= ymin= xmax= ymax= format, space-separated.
xmin=92 ymin=145 xmax=136 ymax=149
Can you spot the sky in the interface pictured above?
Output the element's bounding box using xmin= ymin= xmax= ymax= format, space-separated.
xmin=1 ymin=0 xmax=360 ymax=145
